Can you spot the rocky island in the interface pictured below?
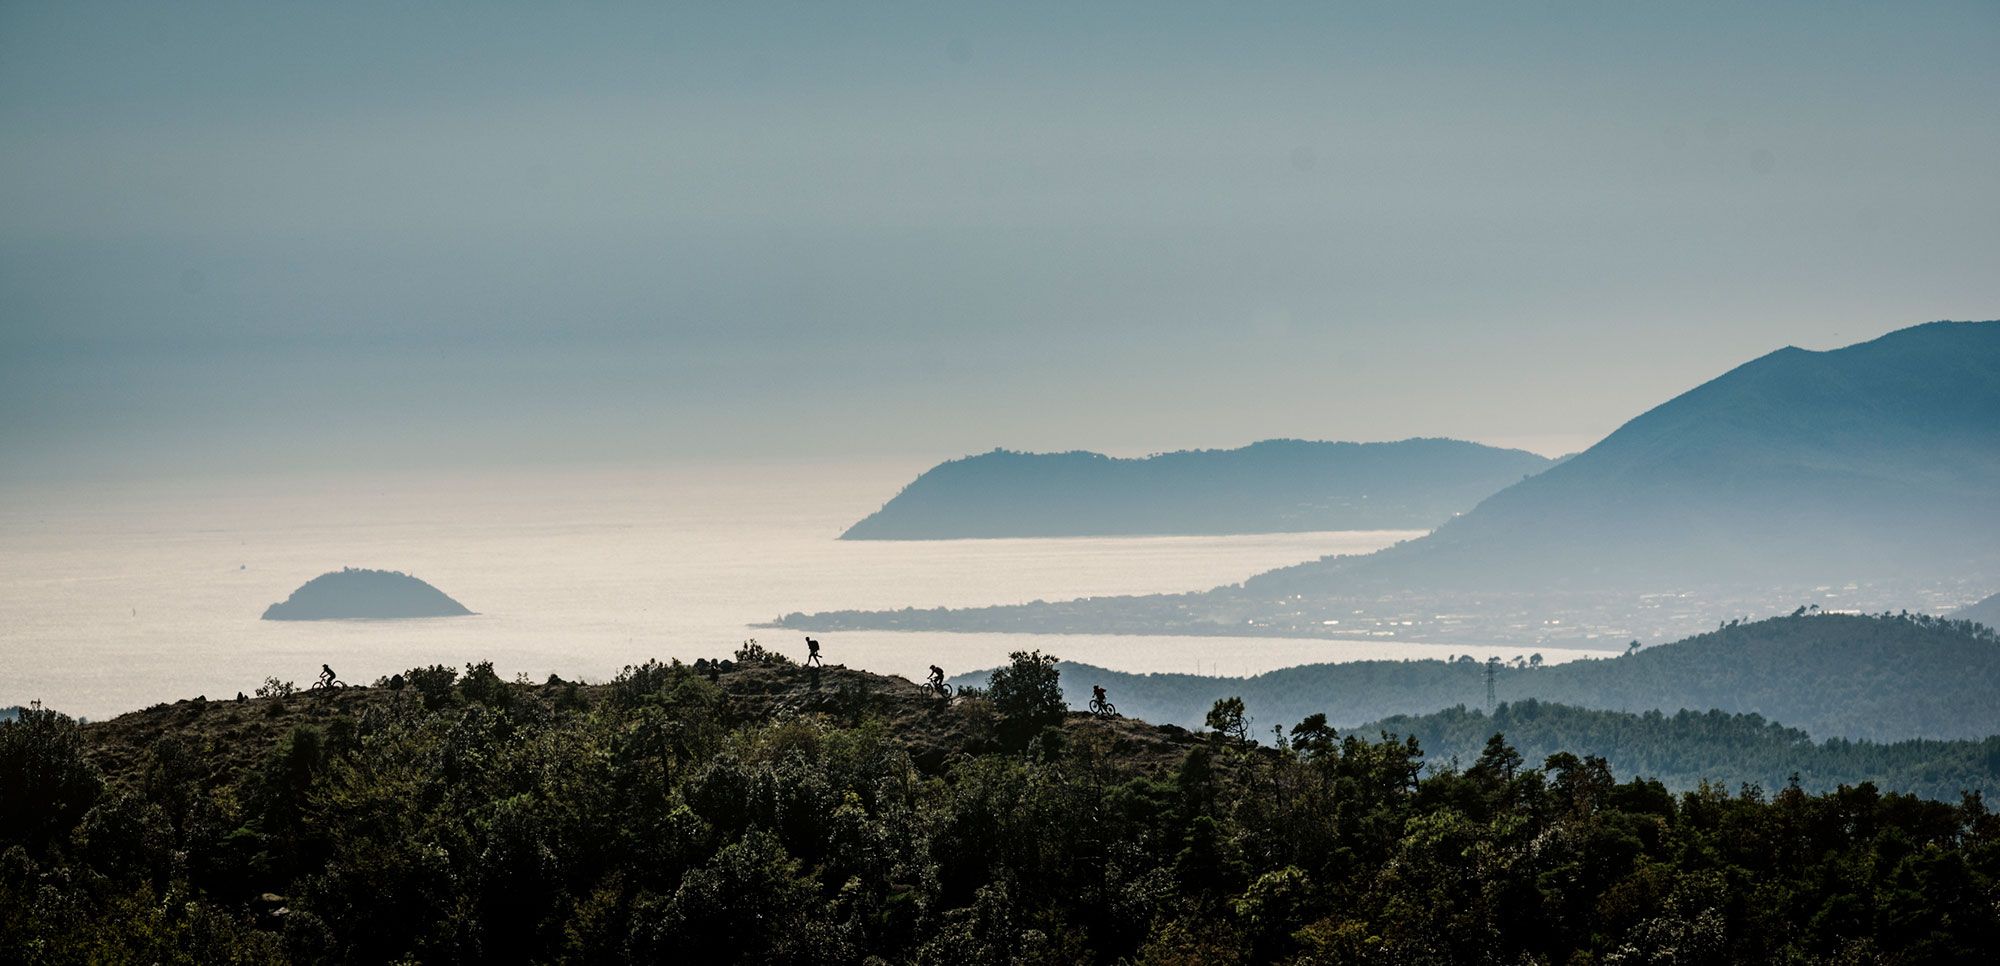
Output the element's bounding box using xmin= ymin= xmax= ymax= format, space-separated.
xmin=261 ymin=567 xmax=473 ymax=620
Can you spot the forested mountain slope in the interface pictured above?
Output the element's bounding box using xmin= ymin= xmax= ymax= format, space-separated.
xmin=1363 ymin=699 xmax=2000 ymax=800
xmin=1027 ymin=613 xmax=2000 ymax=741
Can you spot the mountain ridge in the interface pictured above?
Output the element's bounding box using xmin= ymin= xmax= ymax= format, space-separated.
xmin=1952 ymin=591 xmax=2000 ymax=630
xmin=1245 ymin=319 xmax=2000 ymax=593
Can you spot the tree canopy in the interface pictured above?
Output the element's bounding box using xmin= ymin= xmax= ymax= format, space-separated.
xmin=3 ymin=658 xmax=1996 ymax=963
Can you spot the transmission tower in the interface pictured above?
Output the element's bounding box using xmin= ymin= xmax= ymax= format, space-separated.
xmin=1485 ymin=657 xmax=1499 ymax=710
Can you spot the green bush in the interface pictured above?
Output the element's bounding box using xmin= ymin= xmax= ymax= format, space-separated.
xmin=459 ymin=660 xmax=513 ymax=710
xmin=986 ymin=650 xmax=1065 ymax=748
xmin=402 ymin=664 xmax=459 ymax=710
xmin=610 ymin=658 xmax=680 ymax=707
xmin=733 ymin=639 xmax=794 ymax=667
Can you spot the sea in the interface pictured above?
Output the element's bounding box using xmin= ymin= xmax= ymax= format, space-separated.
xmin=1 ymin=459 xmax=1612 ymax=720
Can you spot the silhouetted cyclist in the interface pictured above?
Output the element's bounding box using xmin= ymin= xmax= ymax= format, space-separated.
xmin=924 ymin=664 xmax=952 ymax=699
xmin=1089 ymin=684 xmax=1115 ymax=717
xmin=309 ymin=664 xmax=346 ymax=691
xmin=805 ymin=636 xmax=823 ymax=667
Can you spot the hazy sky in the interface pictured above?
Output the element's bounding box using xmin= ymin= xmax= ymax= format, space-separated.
xmin=4 ymin=1 xmax=1996 ymax=482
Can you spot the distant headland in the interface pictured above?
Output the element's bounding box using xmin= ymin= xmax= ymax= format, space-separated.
xmin=783 ymin=320 xmax=2000 ymax=643
xmin=842 ymin=438 xmax=1555 ymax=539
xmin=261 ymin=568 xmax=473 ymax=621
xmin=1953 ymin=591 xmax=2000 ymax=631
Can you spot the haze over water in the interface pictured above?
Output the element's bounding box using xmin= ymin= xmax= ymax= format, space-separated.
xmin=0 ymin=460 xmax=1614 ymax=720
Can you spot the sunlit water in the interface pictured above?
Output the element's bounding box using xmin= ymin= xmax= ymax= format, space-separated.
xmin=1 ymin=461 xmax=1608 ymax=719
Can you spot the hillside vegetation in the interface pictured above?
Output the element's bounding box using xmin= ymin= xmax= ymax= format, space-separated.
xmin=1363 ymin=699 xmax=2000 ymax=800
xmin=843 ymin=439 xmax=1552 ymax=539
xmin=1031 ymin=613 xmax=2000 ymax=741
xmin=4 ymin=651 xmax=1997 ymax=963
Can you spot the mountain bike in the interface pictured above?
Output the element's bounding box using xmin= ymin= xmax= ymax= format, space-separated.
xmin=1089 ymin=696 xmax=1116 ymax=718
xmin=921 ymin=680 xmax=954 ymax=700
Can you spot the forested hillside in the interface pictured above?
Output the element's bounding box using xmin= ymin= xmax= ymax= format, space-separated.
xmin=1033 ymin=613 xmax=2000 ymax=741
xmin=1363 ymin=699 xmax=2000 ymax=800
xmin=4 ymin=651 xmax=1997 ymax=963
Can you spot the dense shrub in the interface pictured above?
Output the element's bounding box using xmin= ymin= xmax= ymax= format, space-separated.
xmin=986 ymin=650 xmax=1064 ymax=748
xmin=402 ymin=664 xmax=460 ymax=710
xmin=0 ymin=705 xmax=102 ymax=853
xmin=609 ymin=658 xmax=680 ymax=708
xmin=458 ymin=660 xmax=513 ymax=709
xmin=733 ymin=639 xmax=794 ymax=667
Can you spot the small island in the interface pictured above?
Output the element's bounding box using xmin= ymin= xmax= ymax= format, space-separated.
xmin=261 ymin=567 xmax=473 ymax=621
